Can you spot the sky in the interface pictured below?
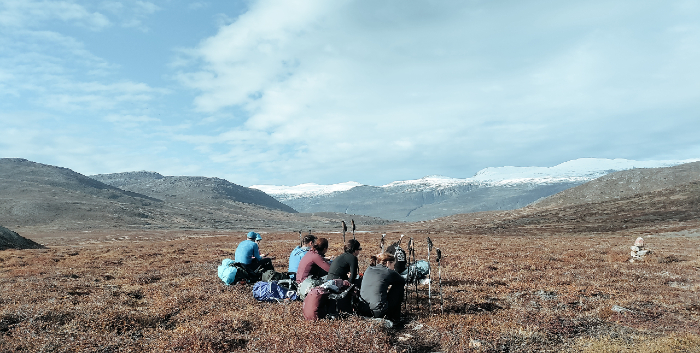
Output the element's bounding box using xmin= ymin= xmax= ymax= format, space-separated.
xmin=1 ymin=0 xmax=699 ymax=187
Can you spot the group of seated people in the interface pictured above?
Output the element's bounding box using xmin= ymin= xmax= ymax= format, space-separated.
xmin=234 ymin=231 xmax=406 ymax=323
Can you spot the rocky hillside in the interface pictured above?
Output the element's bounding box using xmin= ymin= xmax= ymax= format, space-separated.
xmin=531 ymin=161 xmax=700 ymax=209
xmin=0 ymin=158 xmax=392 ymax=232
xmin=91 ymin=171 xmax=296 ymax=213
xmin=0 ymin=225 xmax=45 ymax=250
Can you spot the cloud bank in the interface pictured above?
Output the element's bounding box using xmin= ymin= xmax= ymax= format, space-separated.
xmin=1 ymin=0 xmax=699 ymax=186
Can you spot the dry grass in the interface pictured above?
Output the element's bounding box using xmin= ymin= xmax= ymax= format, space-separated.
xmin=1 ymin=229 xmax=699 ymax=352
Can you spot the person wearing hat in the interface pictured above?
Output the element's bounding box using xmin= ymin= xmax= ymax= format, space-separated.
xmin=234 ymin=231 xmax=274 ymax=273
xmin=253 ymin=233 xmax=275 ymax=259
xmin=327 ymin=239 xmax=362 ymax=286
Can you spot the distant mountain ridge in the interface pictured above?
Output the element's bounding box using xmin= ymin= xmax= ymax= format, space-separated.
xmin=252 ymin=158 xmax=700 ymax=221
xmin=91 ymin=171 xmax=296 ymax=213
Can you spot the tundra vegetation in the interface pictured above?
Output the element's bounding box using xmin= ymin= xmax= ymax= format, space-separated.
xmin=1 ymin=226 xmax=698 ymax=352
xmin=2 ymin=163 xmax=700 ymax=352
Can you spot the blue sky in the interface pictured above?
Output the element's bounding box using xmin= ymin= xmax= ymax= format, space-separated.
xmin=1 ymin=0 xmax=699 ymax=187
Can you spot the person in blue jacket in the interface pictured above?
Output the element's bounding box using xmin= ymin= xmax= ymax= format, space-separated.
xmin=288 ymin=234 xmax=317 ymax=279
xmin=235 ymin=231 xmax=274 ymax=274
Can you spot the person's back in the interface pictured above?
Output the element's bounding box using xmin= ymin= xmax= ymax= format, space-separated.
xmin=327 ymin=239 xmax=362 ymax=285
xmin=235 ymin=239 xmax=259 ymax=265
xmin=289 ymin=234 xmax=317 ymax=274
xmin=296 ymin=238 xmax=331 ymax=283
xmin=288 ymin=245 xmax=310 ymax=273
xmin=359 ymin=253 xmax=405 ymax=322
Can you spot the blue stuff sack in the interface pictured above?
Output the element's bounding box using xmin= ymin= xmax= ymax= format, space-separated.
xmin=218 ymin=258 xmax=239 ymax=285
xmin=252 ymin=281 xmax=298 ymax=302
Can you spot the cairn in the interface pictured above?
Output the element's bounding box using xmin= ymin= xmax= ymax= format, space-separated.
xmin=629 ymin=237 xmax=651 ymax=262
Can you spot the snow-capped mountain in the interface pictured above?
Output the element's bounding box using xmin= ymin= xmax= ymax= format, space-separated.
xmin=253 ymin=158 xmax=698 ymax=201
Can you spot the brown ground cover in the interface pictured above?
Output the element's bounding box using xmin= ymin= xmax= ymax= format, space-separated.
xmin=1 ymin=226 xmax=699 ymax=352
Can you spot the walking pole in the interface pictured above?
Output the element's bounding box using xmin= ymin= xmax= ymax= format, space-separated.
xmin=436 ymin=248 xmax=443 ymax=315
xmin=427 ymin=237 xmax=433 ymax=315
xmin=299 ymin=230 xmax=302 ymax=247
xmin=351 ymin=219 xmax=356 ymax=240
xmin=404 ymin=237 xmax=413 ymax=312
xmin=410 ymin=238 xmax=418 ymax=309
xmin=341 ymin=221 xmax=347 ymax=244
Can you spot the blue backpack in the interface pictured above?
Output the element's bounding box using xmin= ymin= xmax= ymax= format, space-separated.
xmin=252 ymin=281 xmax=298 ymax=302
xmin=218 ymin=259 xmax=248 ymax=285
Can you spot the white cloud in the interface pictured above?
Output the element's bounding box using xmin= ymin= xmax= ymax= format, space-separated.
xmin=0 ymin=0 xmax=111 ymax=30
xmin=170 ymin=0 xmax=700 ymax=185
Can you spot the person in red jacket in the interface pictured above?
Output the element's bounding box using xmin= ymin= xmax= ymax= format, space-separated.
xmin=296 ymin=237 xmax=331 ymax=283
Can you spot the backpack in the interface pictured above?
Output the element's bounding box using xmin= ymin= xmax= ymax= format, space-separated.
xmin=261 ymin=270 xmax=290 ymax=282
xmin=252 ymin=281 xmax=298 ymax=302
xmin=386 ymin=243 xmax=408 ymax=274
xmin=302 ymin=279 xmax=352 ymax=320
xmin=297 ymin=277 xmax=325 ymax=300
xmin=217 ymin=259 xmax=249 ymax=285
xmin=406 ymin=260 xmax=430 ymax=284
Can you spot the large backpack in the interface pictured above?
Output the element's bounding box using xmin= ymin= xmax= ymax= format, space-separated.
xmin=406 ymin=260 xmax=430 ymax=284
xmin=302 ymin=279 xmax=353 ymax=321
xmin=252 ymin=281 xmax=298 ymax=302
xmin=218 ymin=259 xmax=250 ymax=285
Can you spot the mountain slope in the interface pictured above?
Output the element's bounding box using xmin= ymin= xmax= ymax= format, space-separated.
xmin=91 ymin=172 xmax=296 ymax=213
xmin=0 ymin=225 xmax=45 ymax=250
xmin=254 ymin=158 xmax=699 ymax=221
xmin=531 ymin=161 xmax=700 ymax=209
xmin=0 ymin=158 xmax=163 ymax=229
xmin=0 ymin=158 xmax=389 ymax=232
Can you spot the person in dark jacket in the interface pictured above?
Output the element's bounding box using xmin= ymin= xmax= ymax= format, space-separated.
xmin=327 ymin=239 xmax=362 ymax=285
xmin=359 ymin=252 xmax=405 ymax=323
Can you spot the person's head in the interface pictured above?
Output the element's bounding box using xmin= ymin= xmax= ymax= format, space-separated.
xmin=377 ymin=252 xmax=396 ymax=269
xmin=313 ymin=237 xmax=329 ymax=255
xmin=369 ymin=255 xmax=378 ymax=267
xmin=247 ymin=231 xmax=258 ymax=240
xmin=344 ymin=239 xmax=362 ymax=256
xmin=303 ymin=234 xmax=317 ymax=247
xmin=255 ymin=233 xmax=262 ymax=244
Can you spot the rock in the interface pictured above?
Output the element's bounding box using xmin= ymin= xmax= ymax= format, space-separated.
xmin=469 ymin=339 xmax=483 ymax=349
xmin=612 ymin=305 xmax=633 ymax=313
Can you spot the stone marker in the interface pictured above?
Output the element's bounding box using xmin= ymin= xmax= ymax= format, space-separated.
xmin=629 ymin=237 xmax=651 ymax=262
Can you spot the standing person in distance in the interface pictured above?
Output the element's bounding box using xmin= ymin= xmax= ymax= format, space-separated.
xmin=327 ymin=239 xmax=362 ymax=286
xmin=360 ymin=252 xmax=405 ymax=324
xmin=234 ymin=231 xmax=274 ymax=274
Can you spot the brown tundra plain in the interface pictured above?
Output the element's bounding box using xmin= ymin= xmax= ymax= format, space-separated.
xmin=2 ymin=181 xmax=700 ymax=352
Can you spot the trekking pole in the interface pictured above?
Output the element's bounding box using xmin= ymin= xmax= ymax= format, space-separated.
xmin=299 ymin=230 xmax=302 ymax=247
xmin=410 ymin=237 xmax=418 ymax=310
xmin=427 ymin=237 xmax=433 ymax=315
xmin=341 ymin=221 xmax=347 ymax=244
xmin=351 ymin=219 xmax=356 ymax=240
xmin=404 ymin=237 xmax=412 ymax=312
xmin=436 ymin=248 xmax=443 ymax=315
xmin=380 ymin=234 xmax=386 ymax=253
